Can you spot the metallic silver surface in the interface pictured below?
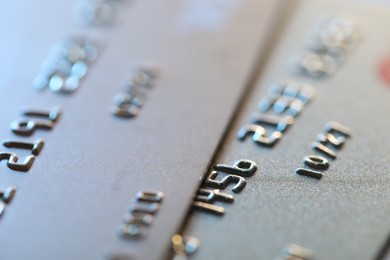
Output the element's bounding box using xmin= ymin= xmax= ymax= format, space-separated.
xmin=1 ymin=0 xmax=389 ymax=259
xmin=180 ymin=1 xmax=390 ymax=259
xmin=0 ymin=0 xmax=282 ymax=259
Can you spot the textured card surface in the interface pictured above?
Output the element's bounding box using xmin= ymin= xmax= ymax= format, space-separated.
xmin=180 ymin=1 xmax=390 ymax=259
xmin=0 ymin=1 xmax=283 ymax=259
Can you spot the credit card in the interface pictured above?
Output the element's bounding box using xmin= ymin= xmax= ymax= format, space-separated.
xmin=0 ymin=0 xmax=283 ymax=259
xmin=179 ymin=1 xmax=390 ymax=259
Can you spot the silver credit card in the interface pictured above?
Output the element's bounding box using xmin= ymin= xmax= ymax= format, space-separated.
xmin=0 ymin=0 xmax=283 ymax=259
xmin=180 ymin=1 xmax=390 ymax=259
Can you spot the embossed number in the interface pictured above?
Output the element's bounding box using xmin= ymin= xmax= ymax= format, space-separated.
xmin=11 ymin=107 xmax=61 ymax=136
xmin=204 ymin=171 xmax=246 ymax=193
xmin=237 ymin=124 xmax=282 ymax=147
xmin=0 ymin=139 xmax=45 ymax=172
xmin=215 ymin=159 xmax=258 ymax=177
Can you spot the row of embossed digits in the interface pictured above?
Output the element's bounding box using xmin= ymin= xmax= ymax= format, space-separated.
xmin=111 ymin=65 xmax=161 ymax=118
xmin=0 ymin=107 xmax=61 ymax=172
xmin=296 ymin=121 xmax=352 ymax=179
xmin=34 ymin=37 xmax=102 ymax=94
xmin=238 ymin=80 xmax=314 ymax=147
xmin=192 ymin=160 xmax=258 ymax=216
xmin=34 ymin=0 xmax=127 ymax=94
xmin=289 ymin=15 xmax=359 ymax=77
xmin=119 ymin=191 xmax=164 ymax=239
xmin=0 ymin=107 xmax=61 ymax=220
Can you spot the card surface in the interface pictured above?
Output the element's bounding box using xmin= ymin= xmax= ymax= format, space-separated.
xmin=0 ymin=0 xmax=282 ymax=259
xmin=180 ymin=1 xmax=390 ymax=259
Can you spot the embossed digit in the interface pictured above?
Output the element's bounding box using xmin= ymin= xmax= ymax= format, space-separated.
xmin=312 ymin=142 xmax=336 ymax=159
xmin=215 ymin=159 xmax=258 ymax=177
xmin=119 ymin=223 xmax=147 ymax=239
xmin=123 ymin=212 xmax=154 ymax=226
xmin=128 ymin=203 xmax=159 ymax=215
xmin=0 ymin=139 xmax=45 ymax=171
xmin=136 ymin=191 xmax=164 ymax=203
xmin=195 ymin=188 xmax=234 ymax=203
xmin=11 ymin=120 xmax=54 ymax=136
xmin=317 ymin=133 xmax=345 ymax=148
xmin=252 ymin=113 xmax=294 ymax=132
xmin=303 ymin=155 xmax=329 ymax=170
xmin=3 ymin=139 xmax=45 ymax=156
xmin=192 ymin=201 xmax=225 ymax=215
xmin=204 ymin=171 xmax=246 ymax=193
xmin=11 ymin=107 xmax=61 ymax=136
xmin=0 ymin=152 xmax=35 ymax=172
xmin=296 ymin=168 xmax=323 ymax=179
xmin=111 ymin=104 xmax=139 ymax=118
xmin=324 ymin=121 xmax=352 ymax=137
xmin=238 ymin=124 xmax=282 ymax=147
xmin=23 ymin=107 xmax=61 ymax=122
